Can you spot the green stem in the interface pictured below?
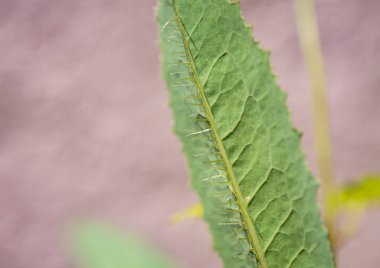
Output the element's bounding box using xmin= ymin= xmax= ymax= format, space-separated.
xmin=293 ymin=0 xmax=338 ymax=250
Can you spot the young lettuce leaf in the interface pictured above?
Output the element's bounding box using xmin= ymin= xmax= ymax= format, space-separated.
xmin=157 ymin=0 xmax=334 ymax=267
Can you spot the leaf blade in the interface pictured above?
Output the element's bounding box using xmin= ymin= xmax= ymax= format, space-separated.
xmin=158 ymin=0 xmax=335 ymax=267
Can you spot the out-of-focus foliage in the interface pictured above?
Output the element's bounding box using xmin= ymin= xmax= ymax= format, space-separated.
xmin=170 ymin=203 xmax=203 ymax=223
xmin=70 ymin=222 xmax=175 ymax=268
xmin=338 ymin=174 xmax=380 ymax=209
xmin=324 ymin=175 xmax=380 ymax=242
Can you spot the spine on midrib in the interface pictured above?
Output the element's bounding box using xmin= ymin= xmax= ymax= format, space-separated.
xmin=171 ymin=1 xmax=268 ymax=267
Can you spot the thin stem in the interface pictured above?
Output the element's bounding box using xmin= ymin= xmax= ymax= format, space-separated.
xmin=294 ymin=0 xmax=338 ymax=250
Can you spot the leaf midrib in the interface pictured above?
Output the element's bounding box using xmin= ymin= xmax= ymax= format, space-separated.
xmin=172 ymin=1 xmax=268 ymax=267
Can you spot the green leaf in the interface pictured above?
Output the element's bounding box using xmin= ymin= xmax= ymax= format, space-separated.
xmin=157 ymin=0 xmax=334 ymax=267
xmin=339 ymin=174 xmax=380 ymax=208
xmin=70 ymin=222 xmax=175 ymax=268
xmin=170 ymin=203 xmax=203 ymax=223
xmin=330 ymin=175 xmax=380 ymax=241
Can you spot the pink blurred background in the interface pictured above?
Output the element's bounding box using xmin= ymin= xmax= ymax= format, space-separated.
xmin=0 ymin=0 xmax=379 ymax=267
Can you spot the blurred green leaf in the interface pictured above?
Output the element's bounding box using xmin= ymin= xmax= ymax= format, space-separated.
xmin=70 ymin=222 xmax=176 ymax=268
xmin=170 ymin=203 xmax=203 ymax=223
xmin=339 ymin=174 xmax=380 ymax=209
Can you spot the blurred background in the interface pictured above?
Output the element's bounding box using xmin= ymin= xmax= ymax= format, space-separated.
xmin=0 ymin=0 xmax=379 ymax=267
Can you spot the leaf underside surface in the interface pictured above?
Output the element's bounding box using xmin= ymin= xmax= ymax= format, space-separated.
xmin=157 ymin=0 xmax=334 ymax=267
